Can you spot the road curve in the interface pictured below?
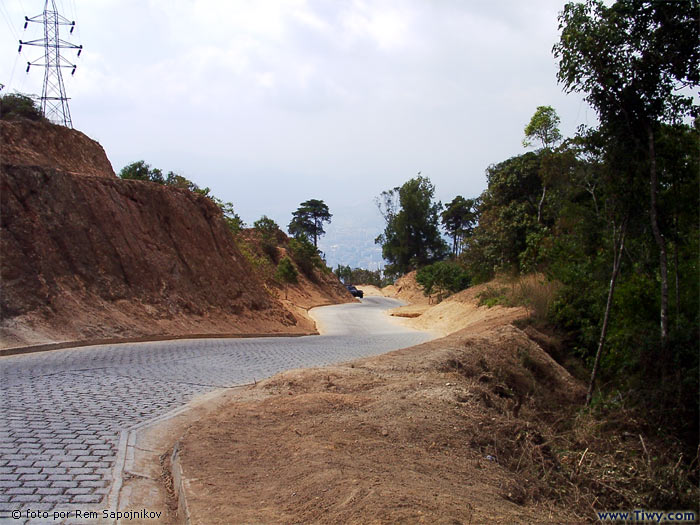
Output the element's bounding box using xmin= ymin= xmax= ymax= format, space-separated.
xmin=0 ymin=298 xmax=432 ymax=519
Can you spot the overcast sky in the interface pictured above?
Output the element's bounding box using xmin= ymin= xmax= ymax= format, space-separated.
xmin=1 ymin=0 xmax=593 ymax=238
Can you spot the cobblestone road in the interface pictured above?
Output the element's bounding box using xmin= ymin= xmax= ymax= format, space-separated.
xmin=0 ymin=298 xmax=431 ymax=522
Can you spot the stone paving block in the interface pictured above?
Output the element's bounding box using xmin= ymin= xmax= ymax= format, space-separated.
xmin=51 ymin=455 xmax=78 ymax=463
xmin=2 ymin=454 xmax=27 ymax=461
xmin=58 ymin=461 xmax=85 ymax=468
xmin=78 ymin=480 xmax=105 ymax=488
xmin=47 ymin=474 xmax=72 ymax=481
xmin=65 ymin=488 xmax=92 ymax=495
xmin=10 ymin=494 xmax=42 ymax=503
xmin=74 ymin=474 xmax=101 ymax=481
xmin=18 ymin=473 xmax=48 ymax=481
xmin=14 ymin=467 xmax=41 ymax=475
xmin=70 ymin=494 xmax=103 ymax=504
xmin=6 ymin=487 xmax=36 ymax=495
xmin=83 ymin=462 xmax=109 ymax=469
xmin=67 ymin=468 xmax=93 ymax=475
xmin=36 ymin=487 xmax=65 ymax=495
xmin=32 ymin=461 xmax=60 ymax=468
xmin=51 ymin=481 xmax=77 ymax=488
xmin=10 ymin=461 xmax=35 ymax=468
xmin=39 ymin=494 xmax=71 ymax=503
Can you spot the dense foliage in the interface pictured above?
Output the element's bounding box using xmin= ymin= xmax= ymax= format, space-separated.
xmin=0 ymin=93 xmax=45 ymax=121
xmin=371 ymin=0 xmax=699 ymax=456
xmin=334 ymin=265 xmax=392 ymax=287
xmin=415 ymin=261 xmax=470 ymax=301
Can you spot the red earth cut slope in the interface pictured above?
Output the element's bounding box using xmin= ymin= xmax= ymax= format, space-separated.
xmin=0 ymin=120 xmax=316 ymax=349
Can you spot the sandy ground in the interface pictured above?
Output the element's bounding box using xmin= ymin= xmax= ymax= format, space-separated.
xmin=166 ymin=279 xmax=585 ymax=524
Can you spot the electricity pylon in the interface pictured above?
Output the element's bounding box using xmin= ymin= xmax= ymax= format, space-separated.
xmin=18 ymin=0 xmax=83 ymax=128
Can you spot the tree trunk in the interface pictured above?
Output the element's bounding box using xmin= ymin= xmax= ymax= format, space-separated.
xmin=586 ymin=220 xmax=626 ymax=405
xmin=646 ymin=125 xmax=669 ymax=349
xmin=674 ymin=239 xmax=680 ymax=328
xmin=537 ymin=185 xmax=547 ymax=224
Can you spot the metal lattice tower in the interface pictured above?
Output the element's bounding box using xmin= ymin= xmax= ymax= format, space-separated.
xmin=18 ymin=0 xmax=82 ymax=128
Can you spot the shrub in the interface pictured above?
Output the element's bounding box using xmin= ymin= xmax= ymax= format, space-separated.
xmin=0 ymin=93 xmax=44 ymax=121
xmin=275 ymin=257 xmax=298 ymax=284
xmin=288 ymin=237 xmax=323 ymax=277
xmin=416 ymin=261 xmax=471 ymax=301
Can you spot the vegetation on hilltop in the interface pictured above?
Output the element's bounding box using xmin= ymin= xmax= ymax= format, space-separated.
xmin=0 ymin=93 xmax=46 ymax=121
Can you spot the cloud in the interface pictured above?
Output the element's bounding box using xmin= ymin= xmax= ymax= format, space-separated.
xmin=0 ymin=0 xmax=589 ymax=248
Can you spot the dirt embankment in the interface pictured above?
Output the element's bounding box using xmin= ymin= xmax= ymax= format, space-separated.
xmin=176 ymin=304 xmax=585 ymax=523
xmin=1 ymin=119 xmax=115 ymax=178
xmin=0 ymin=119 xmax=351 ymax=349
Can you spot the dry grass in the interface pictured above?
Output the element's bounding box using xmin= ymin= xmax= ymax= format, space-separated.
xmin=477 ymin=274 xmax=561 ymax=325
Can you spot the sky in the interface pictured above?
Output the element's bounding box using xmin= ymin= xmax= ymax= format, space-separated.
xmin=0 ymin=0 xmax=594 ymax=269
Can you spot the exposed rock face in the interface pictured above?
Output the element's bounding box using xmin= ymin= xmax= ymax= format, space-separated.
xmin=1 ymin=119 xmax=115 ymax=178
xmin=0 ymin=120 xmax=318 ymax=349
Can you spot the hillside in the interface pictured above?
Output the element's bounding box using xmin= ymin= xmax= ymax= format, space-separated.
xmin=0 ymin=119 xmax=351 ymax=350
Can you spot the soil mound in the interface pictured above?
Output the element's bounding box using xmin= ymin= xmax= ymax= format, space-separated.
xmin=381 ymin=270 xmax=429 ymax=304
xmin=0 ymin=119 xmax=115 ymax=178
xmin=177 ymin=307 xmax=585 ymax=523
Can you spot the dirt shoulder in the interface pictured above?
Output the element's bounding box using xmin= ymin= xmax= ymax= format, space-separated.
xmin=173 ymin=299 xmax=584 ymax=523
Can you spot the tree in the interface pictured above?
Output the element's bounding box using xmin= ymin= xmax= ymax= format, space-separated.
xmin=523 ymin=106 xmax=563 ymax=223
xmin=211 ymin=197 xmax=244 ymax=232
xmin=275 ymin=257 xmax=298 ymax=299
xmin=334 ymin=264 xmax=353 ymax=284
xmin=119 ymin=161 xmax=164 ymax=184
xmin=523 ymin=105 xmax=562 ymax=150
xmin=254 ymin=216 xmax=281 ymax=259
xmin=553 ymin=0 xmax=700 ymax=350
xmin=375 ymin=175 xmax=449 ymax=275
xmin=288 ymin=199 xmax=332 ymax=248
xmin=441 ymin=196 xmax=477 ymax=256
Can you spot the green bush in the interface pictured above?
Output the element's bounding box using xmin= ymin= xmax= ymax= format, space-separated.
xmin=0 ymin=93 xmax=44 ymax=121
xmin=254 ymin=216 xmax=281 ymax=260
xmin=416 ymin=261 xmax=470 ymax=301
xmin=275 ymin=256 xmax=298 ymax=284
xmin=288 ymin=237 xmax=322 ymax=277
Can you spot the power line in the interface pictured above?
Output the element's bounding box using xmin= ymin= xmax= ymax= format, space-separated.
xmin=0 ymin=2 xmax=20 ymax=41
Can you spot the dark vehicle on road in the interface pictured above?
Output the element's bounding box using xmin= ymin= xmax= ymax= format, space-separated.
xmin=345 ymin=284 xmax=364 ymax=298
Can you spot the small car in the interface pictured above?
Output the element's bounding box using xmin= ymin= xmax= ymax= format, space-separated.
xmin=345 ymin=284 xmax=364 ymax=298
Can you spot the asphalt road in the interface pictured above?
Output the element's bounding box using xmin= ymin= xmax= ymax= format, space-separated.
xmin=0 ymin=297 xmax=432 ymax=521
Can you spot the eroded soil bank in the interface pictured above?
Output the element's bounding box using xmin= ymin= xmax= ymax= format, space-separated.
xmin=176 ymin=308 xmax=584 ymax=524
